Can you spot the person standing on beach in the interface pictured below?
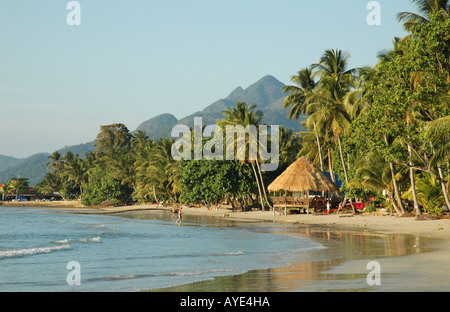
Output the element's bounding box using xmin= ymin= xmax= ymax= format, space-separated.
xmin=176 ymin=208 xmax=183 ymax=224
xmin=326 ymin=200 xmax=331 ymax=214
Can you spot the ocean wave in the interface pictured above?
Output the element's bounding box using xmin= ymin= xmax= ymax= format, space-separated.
xmin=78 ymin=236 xmax=102 ymax=243
xmin=0 ymin=244 xmax=71 ymax=259
xmin=52 ymin=236 xmax=101 ymax=244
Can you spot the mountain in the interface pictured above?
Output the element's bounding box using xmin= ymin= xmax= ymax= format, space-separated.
xmin=135 ymin=113 xmax=179 ymax=140
xmin=0 ymin=155 xmax=21 ymax=172
xmin=136 ymin=75 xmax=303 ymax=138
xmin=1 ymin=75 xmax=304 ymax=186
xmin=0 ymin=153 xmax=50 ymax=186
xmin=0 ymin=142 xmax=97 ymax=186
xmin=176 ymin=75 xmax=292 ymax=128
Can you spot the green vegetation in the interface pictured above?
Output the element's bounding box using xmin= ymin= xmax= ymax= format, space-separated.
xmin=0 ymin=177 xmax=30 ymax=201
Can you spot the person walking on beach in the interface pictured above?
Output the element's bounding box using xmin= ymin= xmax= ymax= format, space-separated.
xmin=176 ymin=207 xmax=183 ymax=224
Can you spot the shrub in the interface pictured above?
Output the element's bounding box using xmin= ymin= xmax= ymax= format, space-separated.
xmin=81 ymin=168 xmax=133 ymax=206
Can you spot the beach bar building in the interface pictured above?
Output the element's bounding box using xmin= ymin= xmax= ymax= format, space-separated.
xmin=268 ymin=157 xmax=340 ymax=215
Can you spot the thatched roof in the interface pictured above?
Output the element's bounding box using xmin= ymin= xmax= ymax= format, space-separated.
xmin=268 ymin=157 xmax=340 ymax=193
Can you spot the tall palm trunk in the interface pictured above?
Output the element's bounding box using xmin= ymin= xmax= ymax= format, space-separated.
xmin=251 ymin=161 xmax=265 ymax=210
xmin=384 ymin=135 xmax=406 ymax=215
xmin=387 ymin=191 xmax=402 ymax=215
xmin=389 ymin=162 xmax=406 ymax=215
xmin=407 ymin=143 xmax=421 ymax=216
xmin=437 ymin=166 xmax=450 ymax=210
xmin=337 ymin=134 xmax=356 ymax=213
xmin=153 ymin=185 xmax=159 ymax=205
xmin=327 ymin=148 xmax=336 ymax=183
xmin=313 ymin=121 xmax=324 ymax=171
xmin=255 ymin=159 xmax=272 ymax=211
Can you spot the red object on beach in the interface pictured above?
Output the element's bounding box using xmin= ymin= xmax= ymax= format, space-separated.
xmin=346 ymin=202 xmax=365 ymax=210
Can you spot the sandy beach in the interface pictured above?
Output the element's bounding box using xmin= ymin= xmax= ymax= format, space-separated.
xmin=4 ymin=201 xmax=450 ymax=291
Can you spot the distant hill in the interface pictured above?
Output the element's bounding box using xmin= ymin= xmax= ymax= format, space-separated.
xmin=58 ymin=141 xmax=96 ymax=156
xmin=0 ymin=143 xmax=96 ymax=186
xmin=0 ymin=155 xmax=21 ymax=172
xmin=1 ymin=75 xmax=305 ymax=186
xmin=135 ymin=113 xmax=179 ymax=140
xmin=0 ymin=153 xmax=50 ymax=186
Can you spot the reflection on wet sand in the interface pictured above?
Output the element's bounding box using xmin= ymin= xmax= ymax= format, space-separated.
xmin=150 ymin=220 xmax=430 ymax=292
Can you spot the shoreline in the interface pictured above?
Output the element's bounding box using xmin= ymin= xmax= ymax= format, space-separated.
xmin=4 ymin=201 xmax=450 ymax=291
xmin=5 ymin=200 xmax=450 ymax=240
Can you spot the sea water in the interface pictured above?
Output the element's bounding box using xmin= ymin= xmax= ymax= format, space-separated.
xmin=0 ymin=207 xmax=324 ymax=292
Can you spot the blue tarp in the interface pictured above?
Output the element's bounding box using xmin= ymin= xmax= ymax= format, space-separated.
xmin=324 ymin=172 xmax=342 ymax=188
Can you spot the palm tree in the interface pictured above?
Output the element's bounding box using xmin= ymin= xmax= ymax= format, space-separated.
xmin=47 ymin=151 xmax=62 ymax=173
xmin=398 ymin=0 xmax=450 ymax=32
xmin=306 ymin=49 xmax=358 ymax=212
xmin=402 ymin=172 xmax=446 ymax=213
xmin=283 ymin=67 xmax=324 ymax=170
xmin=424 ymin=115 xmax=450 ymax=209
xmin=0 ymin=182 xmax=12 ymax=201
xmin=35 ymin=172 xmax=67 ymax=201
xmin=278 ymin=126 xmax=301 ymax=166
xmin=218 ymin=101 xmax=270 ymax=210
xmin=10 ymin=177 xmax=30 ymax=201
xmin=61 ymin=152 xmax=86 ymax=196
xmin=343 ymin=66 xmax=377 ymax=120
xmin=134 ymin=138 xmax=179 ymax=204
xmin=348 ymin=151 xmax=405 ymax=215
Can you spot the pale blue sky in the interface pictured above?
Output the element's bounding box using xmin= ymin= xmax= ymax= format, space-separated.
xmin=0 ymin=0 xmax=414 ymax=158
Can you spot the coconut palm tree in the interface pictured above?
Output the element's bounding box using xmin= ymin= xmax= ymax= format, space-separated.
xmin=0 ymin=182 xmax=12 ymax=201
xmin=283 ymin=67 xmax=325 ymax=171
xmin=61 ymin=152 xmax=86 ymax=196
xmin=348 ymin=151 xmax=405 ymax=215
xmin=306 ymin=49 xmax=358 ymax=212
xmin=134 ymin=138 xmax=179 ymax=204
xmin=424 ymin=115 xmax=450 ymax=209
xmin=398 ymin=0 xmax=450 ymax=32
xmin=218 ymin=101 xmax=270 ymax=210
xmin=343 ymin=66 xmax=377 ymax=120
xmin=10 ymin=177 xmax=30 ymax=201
xmin=278 ymin=126 xmax=301 ymax=166
xmin=47 ymin=151 xmax=62 ymax=173
xmin=402 ymin=172 xmax=446 ymax=213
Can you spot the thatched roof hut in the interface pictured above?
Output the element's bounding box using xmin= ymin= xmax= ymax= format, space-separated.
xmin=268 ymin=157 xmax=340 ymax=193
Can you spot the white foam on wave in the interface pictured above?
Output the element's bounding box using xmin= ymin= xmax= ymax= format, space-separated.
xmin=78 ymin=236 xmax=101 ymax=243
xmin=53 ymin=236 xmax=101 ymax=244
xmin=0 ymin=244 xmax=71 ymax=259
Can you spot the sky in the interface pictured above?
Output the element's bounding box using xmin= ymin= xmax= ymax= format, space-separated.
xmin=0 ymin=0 xmax=415 ymax=158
